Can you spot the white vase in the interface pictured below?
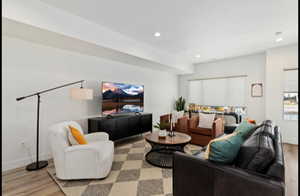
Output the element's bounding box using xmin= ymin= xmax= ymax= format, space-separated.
xmin=159 ymin=129 xmax=167 ymax=137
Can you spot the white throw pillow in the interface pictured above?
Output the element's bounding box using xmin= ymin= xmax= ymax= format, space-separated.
xmin=198 ymin=113 xmax=216 ymax=129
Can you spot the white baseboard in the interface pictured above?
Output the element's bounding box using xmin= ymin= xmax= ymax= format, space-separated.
xmin=2 ymin=153 xmax=52 ymax=172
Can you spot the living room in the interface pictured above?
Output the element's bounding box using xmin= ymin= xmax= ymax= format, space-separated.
xmin=2 ymin=0 xmax=298 ymax=196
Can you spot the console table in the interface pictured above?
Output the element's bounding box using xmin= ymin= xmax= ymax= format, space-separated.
xmin=88 ymin=113 xmax=152 ymax=141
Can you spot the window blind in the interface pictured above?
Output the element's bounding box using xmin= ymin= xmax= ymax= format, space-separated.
xmin=202 ymin=78 xmax=227 ymax=106
xmin=188 ymin=76 xmax=246 ymax=106
xmin=188 ymin=80 xmax=202 ymax=104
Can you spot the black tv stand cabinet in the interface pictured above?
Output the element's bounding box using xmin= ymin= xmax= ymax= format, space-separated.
xmin=88 ymin=113 xmax=152 ymax=141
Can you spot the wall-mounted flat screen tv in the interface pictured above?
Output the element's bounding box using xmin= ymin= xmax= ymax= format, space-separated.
xmin=102 ymin=82 xmax=144 ymax=115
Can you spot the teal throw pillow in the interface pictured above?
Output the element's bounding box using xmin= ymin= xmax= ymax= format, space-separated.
xmin=208 ymin=132 xmax=244 ymax=164
xmin=234 ymin=120 xmax=256 ymax=140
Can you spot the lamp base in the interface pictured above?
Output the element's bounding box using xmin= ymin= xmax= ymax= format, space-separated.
xmin=26 ymin=161 xmax=48 ymax=171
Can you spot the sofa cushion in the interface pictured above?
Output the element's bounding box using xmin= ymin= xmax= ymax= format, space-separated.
xmin=235 ymin=122 xmax=276 ymax=173
xmin=204 ymin=131 xmax=244 ymax=164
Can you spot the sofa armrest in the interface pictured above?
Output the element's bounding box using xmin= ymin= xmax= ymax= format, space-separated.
xmin=64 ymin=143 xmax=102 ymax=178
xmin=160 ymin=114 xmax=170 ymax=123
xmin=160 ymin=114 xmax=171 ymax=130
xmin=188 ymin=116 xmax=199 ymax=129
xmin=85 ymin=132 xmax=109 ymax=143
xmin=161 ymin=114 xmax=188 ymax=131
xmin=65 ymin=144 xmax=101 ymax=165
xmin=65 ymin=143 xmax=102 ymax=154
xmin=173 ymin=152 xmax=285 ymax=196
xmin=212 ymin=118 xmax=224 ymax=137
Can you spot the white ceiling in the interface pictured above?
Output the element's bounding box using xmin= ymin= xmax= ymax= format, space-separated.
xmin=37 ymin=0 xmax=299 ymax=64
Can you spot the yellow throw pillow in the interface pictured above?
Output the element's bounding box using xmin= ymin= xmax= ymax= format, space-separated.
xmin=68 ymin=126 xmax=88 ymax=145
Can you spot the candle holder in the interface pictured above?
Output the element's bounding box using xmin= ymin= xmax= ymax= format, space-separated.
xmin=168 ymin=122 xmax=176 ymax=137
xmin=168 ymin=130 xmax=176 ymax=137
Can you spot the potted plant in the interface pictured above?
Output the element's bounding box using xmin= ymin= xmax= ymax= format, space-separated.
xmin=175 ymin=96 xmax=186 ymax=112
xmin=172 ymin=97 xmax=186 ymax=124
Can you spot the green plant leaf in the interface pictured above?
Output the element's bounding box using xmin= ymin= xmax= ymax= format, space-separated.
xmin=175 ymin=96 xmax=186 ymax=111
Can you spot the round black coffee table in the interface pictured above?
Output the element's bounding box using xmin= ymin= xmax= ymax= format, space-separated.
xmin=144 ymin=131 xmax=191 ymax=168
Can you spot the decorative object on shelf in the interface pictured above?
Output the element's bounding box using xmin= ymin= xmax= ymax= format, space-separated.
xmin=175 ymin=96 xmax=186 ymax=111
xmin=215 ymin=106 xmax=225 ymax=112
xmin=189 ymin=104 xmax=247 ymax=117
xmin=251 ymin=83 xmax=263 ymax=97
xmin=16 ymin=80 xmax=93 ymax=171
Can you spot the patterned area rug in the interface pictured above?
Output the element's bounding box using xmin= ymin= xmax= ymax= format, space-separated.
xmin=47 ymin=135 xmax=202 ymax=196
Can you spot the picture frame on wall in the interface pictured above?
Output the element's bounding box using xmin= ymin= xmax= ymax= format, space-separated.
xmin=251 ymin=83 xmax=263 ymax=97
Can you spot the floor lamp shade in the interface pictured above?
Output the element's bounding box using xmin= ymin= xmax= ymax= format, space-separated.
xmin=70 ymin=88 xmax=93 ymax=100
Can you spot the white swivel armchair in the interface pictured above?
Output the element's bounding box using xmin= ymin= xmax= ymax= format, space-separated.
xmin=49 ymin=121 xmax=114 ymax=180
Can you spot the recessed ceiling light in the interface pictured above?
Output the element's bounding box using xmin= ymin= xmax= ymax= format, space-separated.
xmin=275 ymin=37 xmax=283 ymax=42
xmin=154 ymin=32 xmax=161 ymax=37
xmin=275 ymin=32 xmax=283 ymax=42
xmin=195 ymin=54 xmax=201 ymax=58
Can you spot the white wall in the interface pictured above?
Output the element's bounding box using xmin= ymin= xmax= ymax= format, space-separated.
xmin=2 ymin=35 xmax=178 ymax=171
xmin=265 ymin=44 xmax=298 ymax=144
xmin=179 ymin=53 xmax=266 ymax=122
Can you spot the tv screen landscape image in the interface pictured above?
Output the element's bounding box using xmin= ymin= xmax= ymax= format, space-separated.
xmin=102 ymin=82 xmax=144 ymax=115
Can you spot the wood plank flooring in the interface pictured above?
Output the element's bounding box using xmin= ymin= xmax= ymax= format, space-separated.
xmin=283 ymin=144 xmax=298 ymax=196
xmin=2 ymin=160 xmax=64 ymax=196
xmin=2 ymin=144 xmax=298 ymax=196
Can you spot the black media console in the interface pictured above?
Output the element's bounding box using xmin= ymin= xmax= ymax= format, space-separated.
xmin=88 ymin=113 xmax=152 ymax=141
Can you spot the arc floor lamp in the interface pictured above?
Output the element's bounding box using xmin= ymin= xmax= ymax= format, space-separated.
xmin=16 ymin=80 xmax=93 ymax=171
